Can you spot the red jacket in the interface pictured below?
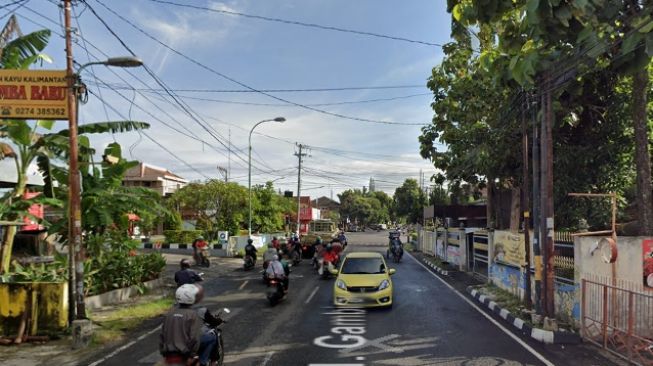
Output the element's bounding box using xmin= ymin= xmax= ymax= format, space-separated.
xmin=323 ymin=250 xmax=338 ymax=264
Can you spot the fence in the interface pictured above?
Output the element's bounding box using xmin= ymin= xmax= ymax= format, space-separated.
xmin=582 ymin=276 xmax=653 ymax=365
xmin=554 ymin=231 xmax=575 ymax=284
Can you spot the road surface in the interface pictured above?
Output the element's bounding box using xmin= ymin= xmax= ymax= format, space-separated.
xmin=80 ymin=231 xmax=615 ymax=366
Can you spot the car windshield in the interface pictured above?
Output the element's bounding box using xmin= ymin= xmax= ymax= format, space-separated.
xmin=341 ymin=257 xmax=386 ymax=274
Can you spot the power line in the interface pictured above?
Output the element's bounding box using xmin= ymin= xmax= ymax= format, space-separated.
xmin=81 ymin=1 xmax=285 ymax=174
xmin=92 ymin=84 xmax=428 ymax=93
xmin=90 ymin=0 xmax=428 ymax=127
xmin=87 ymin=84 xmax=431 ymax=107
xmin=145 ymin=0 xmax=444 ymax=48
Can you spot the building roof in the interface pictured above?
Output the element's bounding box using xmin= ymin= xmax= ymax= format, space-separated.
xmin=123 ymin=162 xmax=188 ymax=183
xmin=312 ymin=196 xmax=340 ymax=208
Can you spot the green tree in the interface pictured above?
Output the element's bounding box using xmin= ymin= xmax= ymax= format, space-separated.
xmin=169 ymin=180 xmax=248 ymax=237
xmin=393 ymin=179 xmax=425 ymax=224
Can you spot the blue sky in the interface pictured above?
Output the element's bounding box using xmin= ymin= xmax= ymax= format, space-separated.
xmin=4 ymin=0 xmax=452 ymax=199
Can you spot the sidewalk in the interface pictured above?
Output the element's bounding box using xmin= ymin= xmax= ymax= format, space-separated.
xmin=0 ymin=252 xmax=241 ymax=366
xmin=411 ymin=250 xmax=628 ymax=366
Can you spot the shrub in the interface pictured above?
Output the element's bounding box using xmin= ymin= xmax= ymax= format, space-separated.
xmin=163 ymin=230 xmax=203 ymax=244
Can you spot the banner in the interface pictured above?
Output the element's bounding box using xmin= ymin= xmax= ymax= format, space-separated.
xmin=0 ymin=70 xmax=68 ymax=120
xmin=493 ymin=231 xmax=526 ymax=267
xmin=644 ymin=239 xmax=653 ymax=289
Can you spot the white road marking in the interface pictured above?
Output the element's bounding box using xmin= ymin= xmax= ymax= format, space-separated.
xmin=260 ymin=351 xmax=275 ymax=366
xmin=88 ymin=325 xmax=161 ymax=366
xmin=305 ymin=286 xmax=320 ymax=304
xmin=406 ymin=252 xmax=555 ymax=366
xmin=239 ymin=280 xmax=249 ymax=290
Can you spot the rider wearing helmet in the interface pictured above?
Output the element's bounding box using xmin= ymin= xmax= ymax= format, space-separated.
xmin=174 ymin=259 xmax=203 ymax=287
xmin=192 ymin=236 xmax=207 ymax=264
xmin=265 ymin=254 xmax=289 ymax=291
xmin=160 ymin=284 xmax=219 ymax=366
xmin=244 ymin=238 xmax=258 ymax=265
xmin=323 ymin=243 xmax=339 ymax=265
xmin=271 ymin=236 xmax=280 ymax=251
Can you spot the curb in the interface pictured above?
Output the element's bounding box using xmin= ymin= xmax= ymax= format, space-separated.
xmin=140 ymin=243 xmax=224 ymax=250
xmin=466 ymin=286 xmax=581 ymax=345
xmin=422 ymin=258 xmax=449 ymax=276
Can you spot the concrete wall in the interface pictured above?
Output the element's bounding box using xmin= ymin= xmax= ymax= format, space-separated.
xmin=0 ymin=282 xmax=68 ymax=336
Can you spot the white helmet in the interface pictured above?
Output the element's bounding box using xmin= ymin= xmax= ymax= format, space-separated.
xmin=273 ymin=254 xmax=279 ymax=261
xmin=176 ymin=284 xmax=199 ymax=305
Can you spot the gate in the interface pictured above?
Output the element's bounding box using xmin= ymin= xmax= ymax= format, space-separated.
xmin=471 ymin=231 xmax=489 ymax=278
xmin=582 ymin=278 xmax=653 ymax=365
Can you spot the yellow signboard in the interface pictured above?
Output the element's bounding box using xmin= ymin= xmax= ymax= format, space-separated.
xmin=493 ymin=230 xmax=526 ymax=267
xmin=0 ymin=70 xmax=68 ymax=120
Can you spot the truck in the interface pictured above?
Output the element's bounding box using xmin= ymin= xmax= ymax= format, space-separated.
xmin=300 ymin=219 xmax=338 ymax=258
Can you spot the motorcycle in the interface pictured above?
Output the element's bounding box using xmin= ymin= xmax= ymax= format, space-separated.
xmin=390 ymin=243 xmax=403 ymax=263
xmin=198 ymin=246 xmax=211 ymax=268
xmin=243 ymin=254 xmax=255 ymax=270
xmin=317 ymin=258 xmax=338 ymax=279
xmin=163 ymin=308 xmax=230 ymax=366
xmin=283 ymin=242 xmax=301 ymax=266
xmin=266 ymin=277 xmax=286 ymax=306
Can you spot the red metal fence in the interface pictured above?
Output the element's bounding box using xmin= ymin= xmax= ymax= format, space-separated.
xmin=582 ymin=277 xmax=653 ymax=365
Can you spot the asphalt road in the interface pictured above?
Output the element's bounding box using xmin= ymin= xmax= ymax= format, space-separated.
xmin=77 ymin=231 xmax=611 ymax=366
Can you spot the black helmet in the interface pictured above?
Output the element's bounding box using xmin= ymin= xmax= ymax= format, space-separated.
xmin=326 ymin=243 xmax=333 ymax=251
xmin=180 ymin=258 xmax=191 ymax=269
xmin=247 ymin=238 xmax=253 ymax=244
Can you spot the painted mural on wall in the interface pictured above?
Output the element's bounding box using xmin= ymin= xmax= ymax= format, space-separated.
xmin=447 ymin=244 xmax=460 ymax=265
xmin=644 ymin=239 xmax=653 ymax=289
xmin=490 ymin=263 xmax=524 ymax=297
xmin=436 ymin=239 xmax=445 ymax=259
xmin=493 ymin=231 xmax=526 ymax=267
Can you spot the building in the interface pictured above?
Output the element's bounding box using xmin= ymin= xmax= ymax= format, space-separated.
xmin=311 ymin=196 xmax=340 ymax=221
xmin=122 ymin=162 xmax=188 ymax=197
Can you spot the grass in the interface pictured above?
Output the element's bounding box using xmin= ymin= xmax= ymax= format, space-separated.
xmin=478 ymin=284 xmax=535 ymax=326
xmin=90 ymin=297 xmax=173 ymax=346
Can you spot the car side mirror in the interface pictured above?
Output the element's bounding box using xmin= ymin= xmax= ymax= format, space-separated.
xmin=388 ymin=269 xmax=396 ymax=275
xmin=329 ymin=268 xmax=339 ymax=275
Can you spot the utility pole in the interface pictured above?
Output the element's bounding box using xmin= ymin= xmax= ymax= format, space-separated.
xmin=227 ymin=128 xmax=231 ymax=182
xmin=532 ymin=89 xmax=542 ymax=315
xmin=64 ymin=0 xmax=84 ymax=321
xmin=521 ymin=92 xmax=532 ymax=309
xmin=541 ymin=74 xmax=555 ymax=318
xmin=295 ymin=144 xmax=307 ymax=236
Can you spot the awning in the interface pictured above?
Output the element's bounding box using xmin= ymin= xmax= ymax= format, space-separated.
xmin=127 ymin=213 xmax=140 ymax=221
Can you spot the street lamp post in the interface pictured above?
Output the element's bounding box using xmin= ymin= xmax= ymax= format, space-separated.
xmin=66 ymin=55 xmax=143 ymax=321
xmin=248 ymin=117 xmax=285 ymax=238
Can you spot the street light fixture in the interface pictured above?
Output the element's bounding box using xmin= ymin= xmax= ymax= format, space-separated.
xmin=67 ymin=56 xmax=143 ymax=321
xmin=248 ymin=117 xmax=286 ymax=238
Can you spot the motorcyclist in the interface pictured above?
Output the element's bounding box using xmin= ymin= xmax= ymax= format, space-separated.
xmin=192 ymin=236 xmax=208 ymax=264
xmin=244 ymin=238 xmax=257 ymax=265
xmin=265 ymin=254 xmax=289 ymax=291
xmin=174 ymin=259 xmax=203 ymax=287
xmin=262 ymin=245 xmax=278 ymax=269
xmin=160 ymin=284 xmax=220 ymax=366
xmin=271 ymin=236 xmax=280 ymax=251
xmin=390 ymin=237 xmax=404 ymax=259
xmin=323 ymin=243 xmax=339 ymax=264
xmin=337 ymin=231 xmax=347 ymax=247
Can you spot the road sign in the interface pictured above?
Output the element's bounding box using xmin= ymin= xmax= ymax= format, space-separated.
xmin=0 ymin=70 xmax=68 ymax=120
xmin=218 ymin=231 xmax=229 ymax=244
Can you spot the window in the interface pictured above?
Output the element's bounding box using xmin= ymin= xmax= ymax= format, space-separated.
xmin=341 ymin=258 xmax=386 ymax=274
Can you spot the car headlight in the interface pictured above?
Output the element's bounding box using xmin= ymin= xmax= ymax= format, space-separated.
xmin=378 ymin=279 xmax=390 ymax=291
xmin=336 ymin=280 xmax=347 ymax=291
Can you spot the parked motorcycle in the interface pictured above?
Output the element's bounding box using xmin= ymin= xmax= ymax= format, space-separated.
xmin=266 ymin=277 xmax=286 ymax=306
xmin=163 ymin=308 xmax=230 ymax=366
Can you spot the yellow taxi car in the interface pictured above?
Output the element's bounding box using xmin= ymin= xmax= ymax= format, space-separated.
xmin=331 ymin=252 xmax=395 ymax=308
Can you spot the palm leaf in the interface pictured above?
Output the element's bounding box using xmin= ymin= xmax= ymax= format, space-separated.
xmin=69 ymin=121 xmax=150 ymax=135
xmin=0 ymin=30 xmax=51 ymax=68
